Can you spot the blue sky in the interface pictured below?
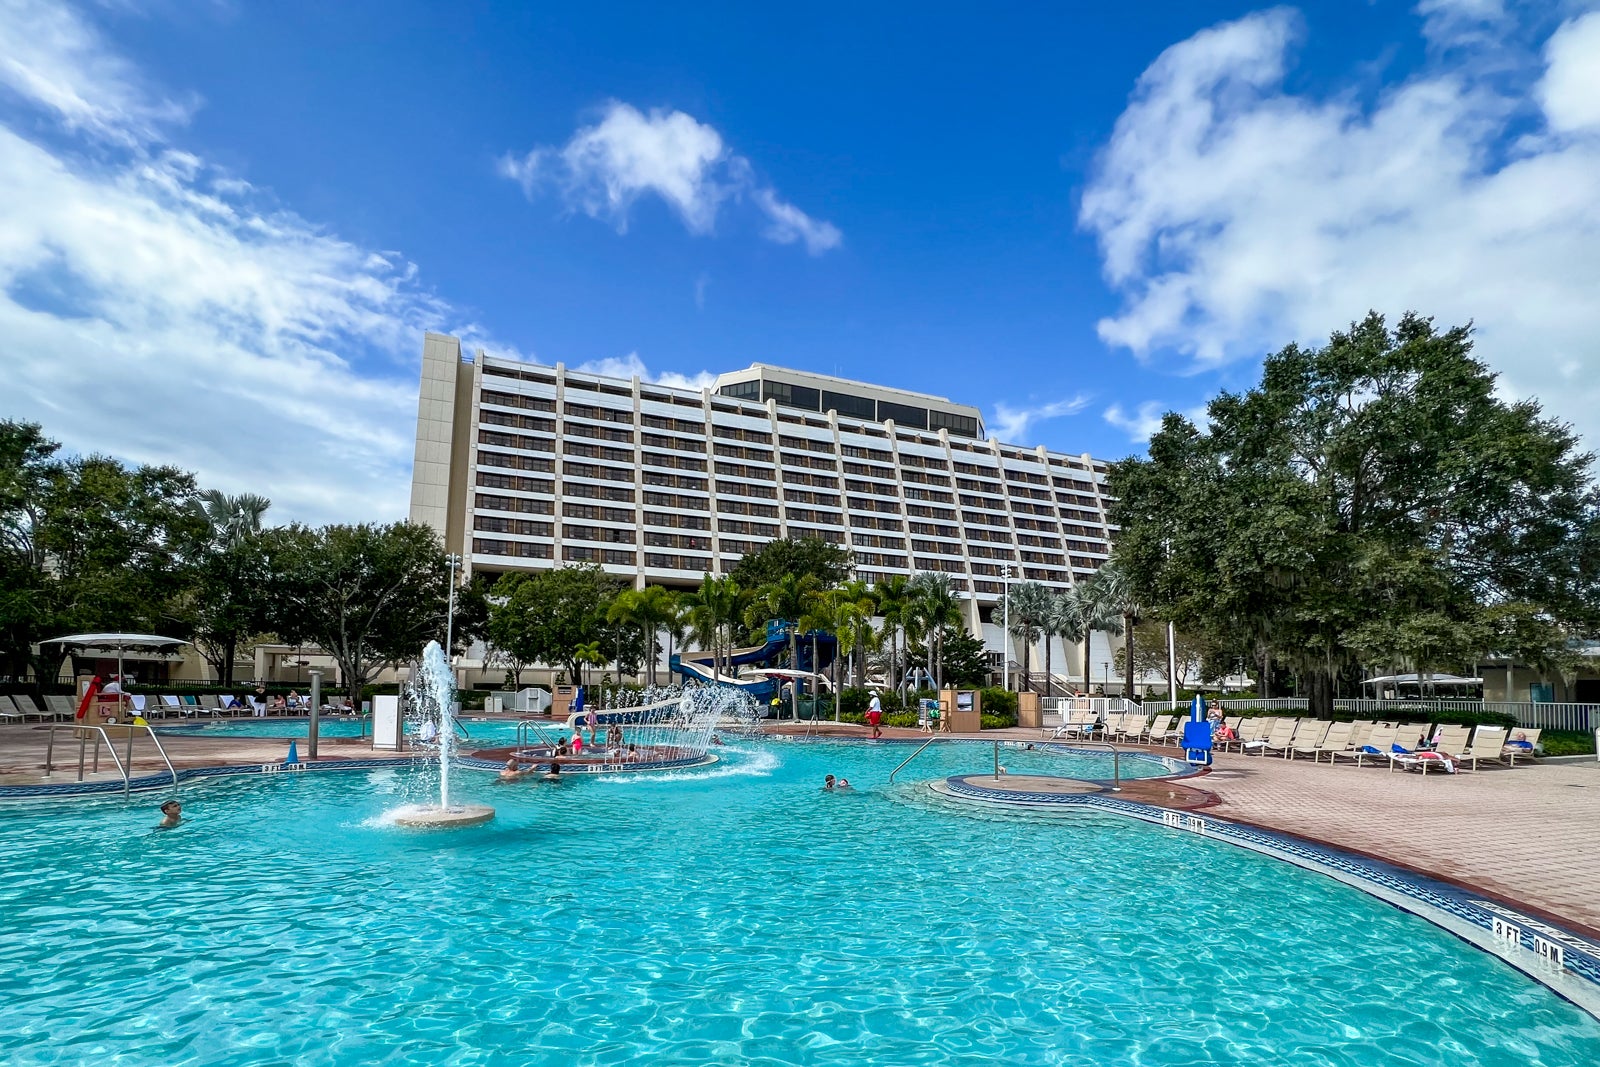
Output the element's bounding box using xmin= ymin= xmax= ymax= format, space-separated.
xmin=0 ymin=1 xmax=1597 ymax=523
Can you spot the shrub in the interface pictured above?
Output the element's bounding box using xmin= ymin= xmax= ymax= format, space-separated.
xmin=978 ymin=687 xmax=1017 ymax=720
xmin=1541 ymin=730 xmax=1596 ymax=757
xmin=979 ymin=713 xmax=1014 ymax=730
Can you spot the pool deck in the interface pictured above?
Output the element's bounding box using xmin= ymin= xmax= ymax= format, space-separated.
xmin=2 ymin=718 xmax=1597 ymax=940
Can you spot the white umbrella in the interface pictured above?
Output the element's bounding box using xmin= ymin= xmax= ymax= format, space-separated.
xmin=42 ymin=633 xmax=189 ymax=700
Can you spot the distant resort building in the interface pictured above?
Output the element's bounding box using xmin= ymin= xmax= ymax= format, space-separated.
xmin=407 ymin=331 xmax=1127 ymax=688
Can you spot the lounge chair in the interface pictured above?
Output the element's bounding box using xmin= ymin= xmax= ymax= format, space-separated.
xmin=1503 ymin=728 xmax=1541 ymax=766
xmin=45 ymin=694 xmax=78 ymax=721
xmin=1347 ymin=721 xmax=1375 ymax=749
xmin=160 ymin=694 xmax=185 ymax=717
xmin=1431 ymin=725 xmax=1471 ymax=756
xmin=1340 ymin=725 xmax=1399 ymax=767
xmin=1217 ymin=717 xmax=1254 ymax=753
xmin=1239 ymin=717 xmax=1279 ymax=753
xmin=1305 ymin=721 xmax=1353 ymax=762
xmin=180 ymin=694 xmax=204 ymax=714
xmin=1459 ymin=726 xmax=1509 ymax=770
xmin=1286 ymin=720 xmax=1331 ymax=760
xmin=1257 ymin=718 xmax=1300 ymax=757
xmin=1144 ymin=716 xmax=1180 ymax=746
xmin=1102 ymin=713 xmax=1132 ymax=741
xmin=1109 ymin=713 xmax=1141 ymax=742
xmin=0 ymin=695 xmax=26 ymax=723
xmin=128 ymin=694 xmax=149 ymax=718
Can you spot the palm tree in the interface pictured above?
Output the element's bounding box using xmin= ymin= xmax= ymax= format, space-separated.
xmin=1091 ymin=559 xmax=1143 ymax=697
xmin=751 ymin=573 xmax=821 ymax=717
xmin=574 ymin=641 xmax=605 ymax=688
xmin=908 ymin=572 xmax=963 ymax=690
xmin=798 ymin=586 xmax=855 ymax=719
xmin=608 ymin=585 xmax=677 ymax=686
xmin=1071 ymin=580 xmax=1122 ymax=693
xmin=833 ymin=579 xmax=878 ymax=688
xmin=873 ymin=574 xmax=912 ymax=694
xmin=186 ymin=489 xmax=272 ymax=686
xmin=1005 ymin=581 xmax=1053 ymax=693
xmin=1041 ymin=590 xmax=1076 ymax=697
xmin=661 ymin=591 xmax=688 ymax=683
xmin=188 ymin=489 xmax=271 ymax=549
xmin=688 ymin=575 xmax=742 ymax=680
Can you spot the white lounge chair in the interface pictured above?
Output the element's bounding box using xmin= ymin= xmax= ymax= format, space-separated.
xmin=44 ymin=694 xmax=78 ymax=721
xmin=1503 ymin=728 xmax=1541 ymax=766
xmin=1459 ymin=726 xmax=1509 ymax=770
xmin=1143 ymin=716 xmax=1179 ymax=745
xmin=1257 ymin=718 xmax=1300 ymax=757
xmin=1306 ymin=721 xmax=1353 ymax=763
xmin=1286 ymin=720 xmax=1331 ymax=760
xmin=0 ymin=695 xmax=25 ymax=723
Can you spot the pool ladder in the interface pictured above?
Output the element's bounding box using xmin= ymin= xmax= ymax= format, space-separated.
xmin=43 ymin=722 xmax=179 ymax=800
xmin=516 ymin=719 xmax=560 ymax=751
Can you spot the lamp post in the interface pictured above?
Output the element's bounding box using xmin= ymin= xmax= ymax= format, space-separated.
xmin=1167 ymin=620 xmax=1178 ymax=706
xmin=1001 ymin=564 xmax=1017 ymax=691
xmin=444 ymin=554 xmax=460 ymax=662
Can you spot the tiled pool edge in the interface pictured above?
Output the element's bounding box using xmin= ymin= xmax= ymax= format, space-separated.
xmin=0 ymin=752 xmax=716 ymax=800
xmin=932 ymin=774 xmax=1600 ymax=1022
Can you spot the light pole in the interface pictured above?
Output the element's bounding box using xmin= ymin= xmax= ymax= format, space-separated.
xmin=1167 ymin=620 xmax=1178 ymax=706
xmin=1001 ymin=565 xmax=1017 ymax=691
xmin=444 ymin=553 xmax=460 ymax=666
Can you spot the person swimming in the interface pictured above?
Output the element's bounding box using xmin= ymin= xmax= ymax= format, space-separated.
xmin=544 ymin=759 xmax=563 ymax=782
xmin=157 ymin=800 xmax=182 ymax=828
xmin=498 ymin=758 xmax=534 ymax=782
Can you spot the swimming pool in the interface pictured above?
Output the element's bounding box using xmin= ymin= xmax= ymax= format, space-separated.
xmin=3 ymin=741 xmax=1596 ymax=1065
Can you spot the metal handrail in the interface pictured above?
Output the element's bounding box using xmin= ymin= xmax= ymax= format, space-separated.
xmin=450 ymin=716 xmax=470 ymax=741
xmin=1049 ymin=739 xmax=1123 ymax=791
xmin=44 ymin=722 xmax=179 ymax=800
xmin=517 ymin=719 xmax=558 ymax=750
xmin=888 ymin=735 xmax=942 ymax=784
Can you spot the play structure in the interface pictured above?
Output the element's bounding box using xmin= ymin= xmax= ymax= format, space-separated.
xmin=669 ymin=619 xmax=838 ymax=712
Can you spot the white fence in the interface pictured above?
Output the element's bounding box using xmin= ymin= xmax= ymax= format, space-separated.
xmin=1130 ymin=697 xmax=1594 ymax=732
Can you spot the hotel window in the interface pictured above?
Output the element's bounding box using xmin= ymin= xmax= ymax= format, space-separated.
xmin=762 ymin=381 xmax=821 ymax=411
xmin=929 ymin=410 xmax=979 ymax=438
xmin=719 ymin=380 xmax=761 ymax=401
xmin=877 ymin=401 xmax=928 ymax=430
xmin=822 ymin=390 xmax=875 ymax=420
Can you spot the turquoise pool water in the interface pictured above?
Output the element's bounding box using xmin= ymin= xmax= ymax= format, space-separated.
xmin=2 ymin=741 xmax=1596 ymax=1065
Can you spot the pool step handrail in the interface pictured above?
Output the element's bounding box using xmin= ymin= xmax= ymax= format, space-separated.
xmin=888 ymin=735 xmax=941 ymax=784
xmin=516 ymin=719 xmax=559 ymax=750
xmin=44 ymin=721 xmax=178 ymax=800
xmin=1052 ymin=739 xmax=1123 ymax=792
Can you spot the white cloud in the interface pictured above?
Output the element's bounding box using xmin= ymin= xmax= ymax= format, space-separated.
xmin=753 ymin=187 xmax=842 ymax=255
xmin=0 ymin=0 xmax=193 ymax=145
xmin=989 ymin=394 xmax=1091 ymax=442
xmin=500 ymin=101 xmax=840 ymax=255
xmin=1415 ymin=0 xmax=1505 ymax=46
xmin=1103 ymin=402 xmax=1168 ymax=443
xmin=573 ymin=352 xmax=717 ymax=392
xmin=1080 ymin=6 xmax=1600 ymax=450
xmin=0 ymin=1 xmax=492 ymax=525
xmin=1539 ymin=10 xmax=1600 ymax=133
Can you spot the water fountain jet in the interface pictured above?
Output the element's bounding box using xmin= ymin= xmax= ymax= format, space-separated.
xmin=392 ymin=640 xmax=494 ymax=829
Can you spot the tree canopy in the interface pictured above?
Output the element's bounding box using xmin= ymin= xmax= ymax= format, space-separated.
xmin=261 ymin=522 xmax=453 ymax=698
xmin=728 ymin=536 xmax=851 ymax=591
xmin=1107 ymin=312 xmax=1599 ymax=716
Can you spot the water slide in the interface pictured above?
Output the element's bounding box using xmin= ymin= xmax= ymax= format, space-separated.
xmin=669 ymin=620 xmax=837 ymax=709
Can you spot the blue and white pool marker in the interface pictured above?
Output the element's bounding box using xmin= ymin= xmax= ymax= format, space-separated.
xmin=285 ymin=740 xmax=299 ymax=765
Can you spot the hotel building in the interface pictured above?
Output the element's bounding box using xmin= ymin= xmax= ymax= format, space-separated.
xmin=409 ymin=332 xmax=1117 ymax=639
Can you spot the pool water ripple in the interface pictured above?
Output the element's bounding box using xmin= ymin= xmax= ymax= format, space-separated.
xmin=2 ymin=741 xmax=1598 ymax=1065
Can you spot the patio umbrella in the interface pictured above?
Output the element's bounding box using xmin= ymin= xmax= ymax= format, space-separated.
xmin=41 ymin=633 xmax=189 ymax=700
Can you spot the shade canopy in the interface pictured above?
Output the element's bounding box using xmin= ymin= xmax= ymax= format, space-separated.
xmin=1361 ymin=672 xmax=1483 ymax=687
xmin=43 ymin=633 xmax=188 ymax=648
